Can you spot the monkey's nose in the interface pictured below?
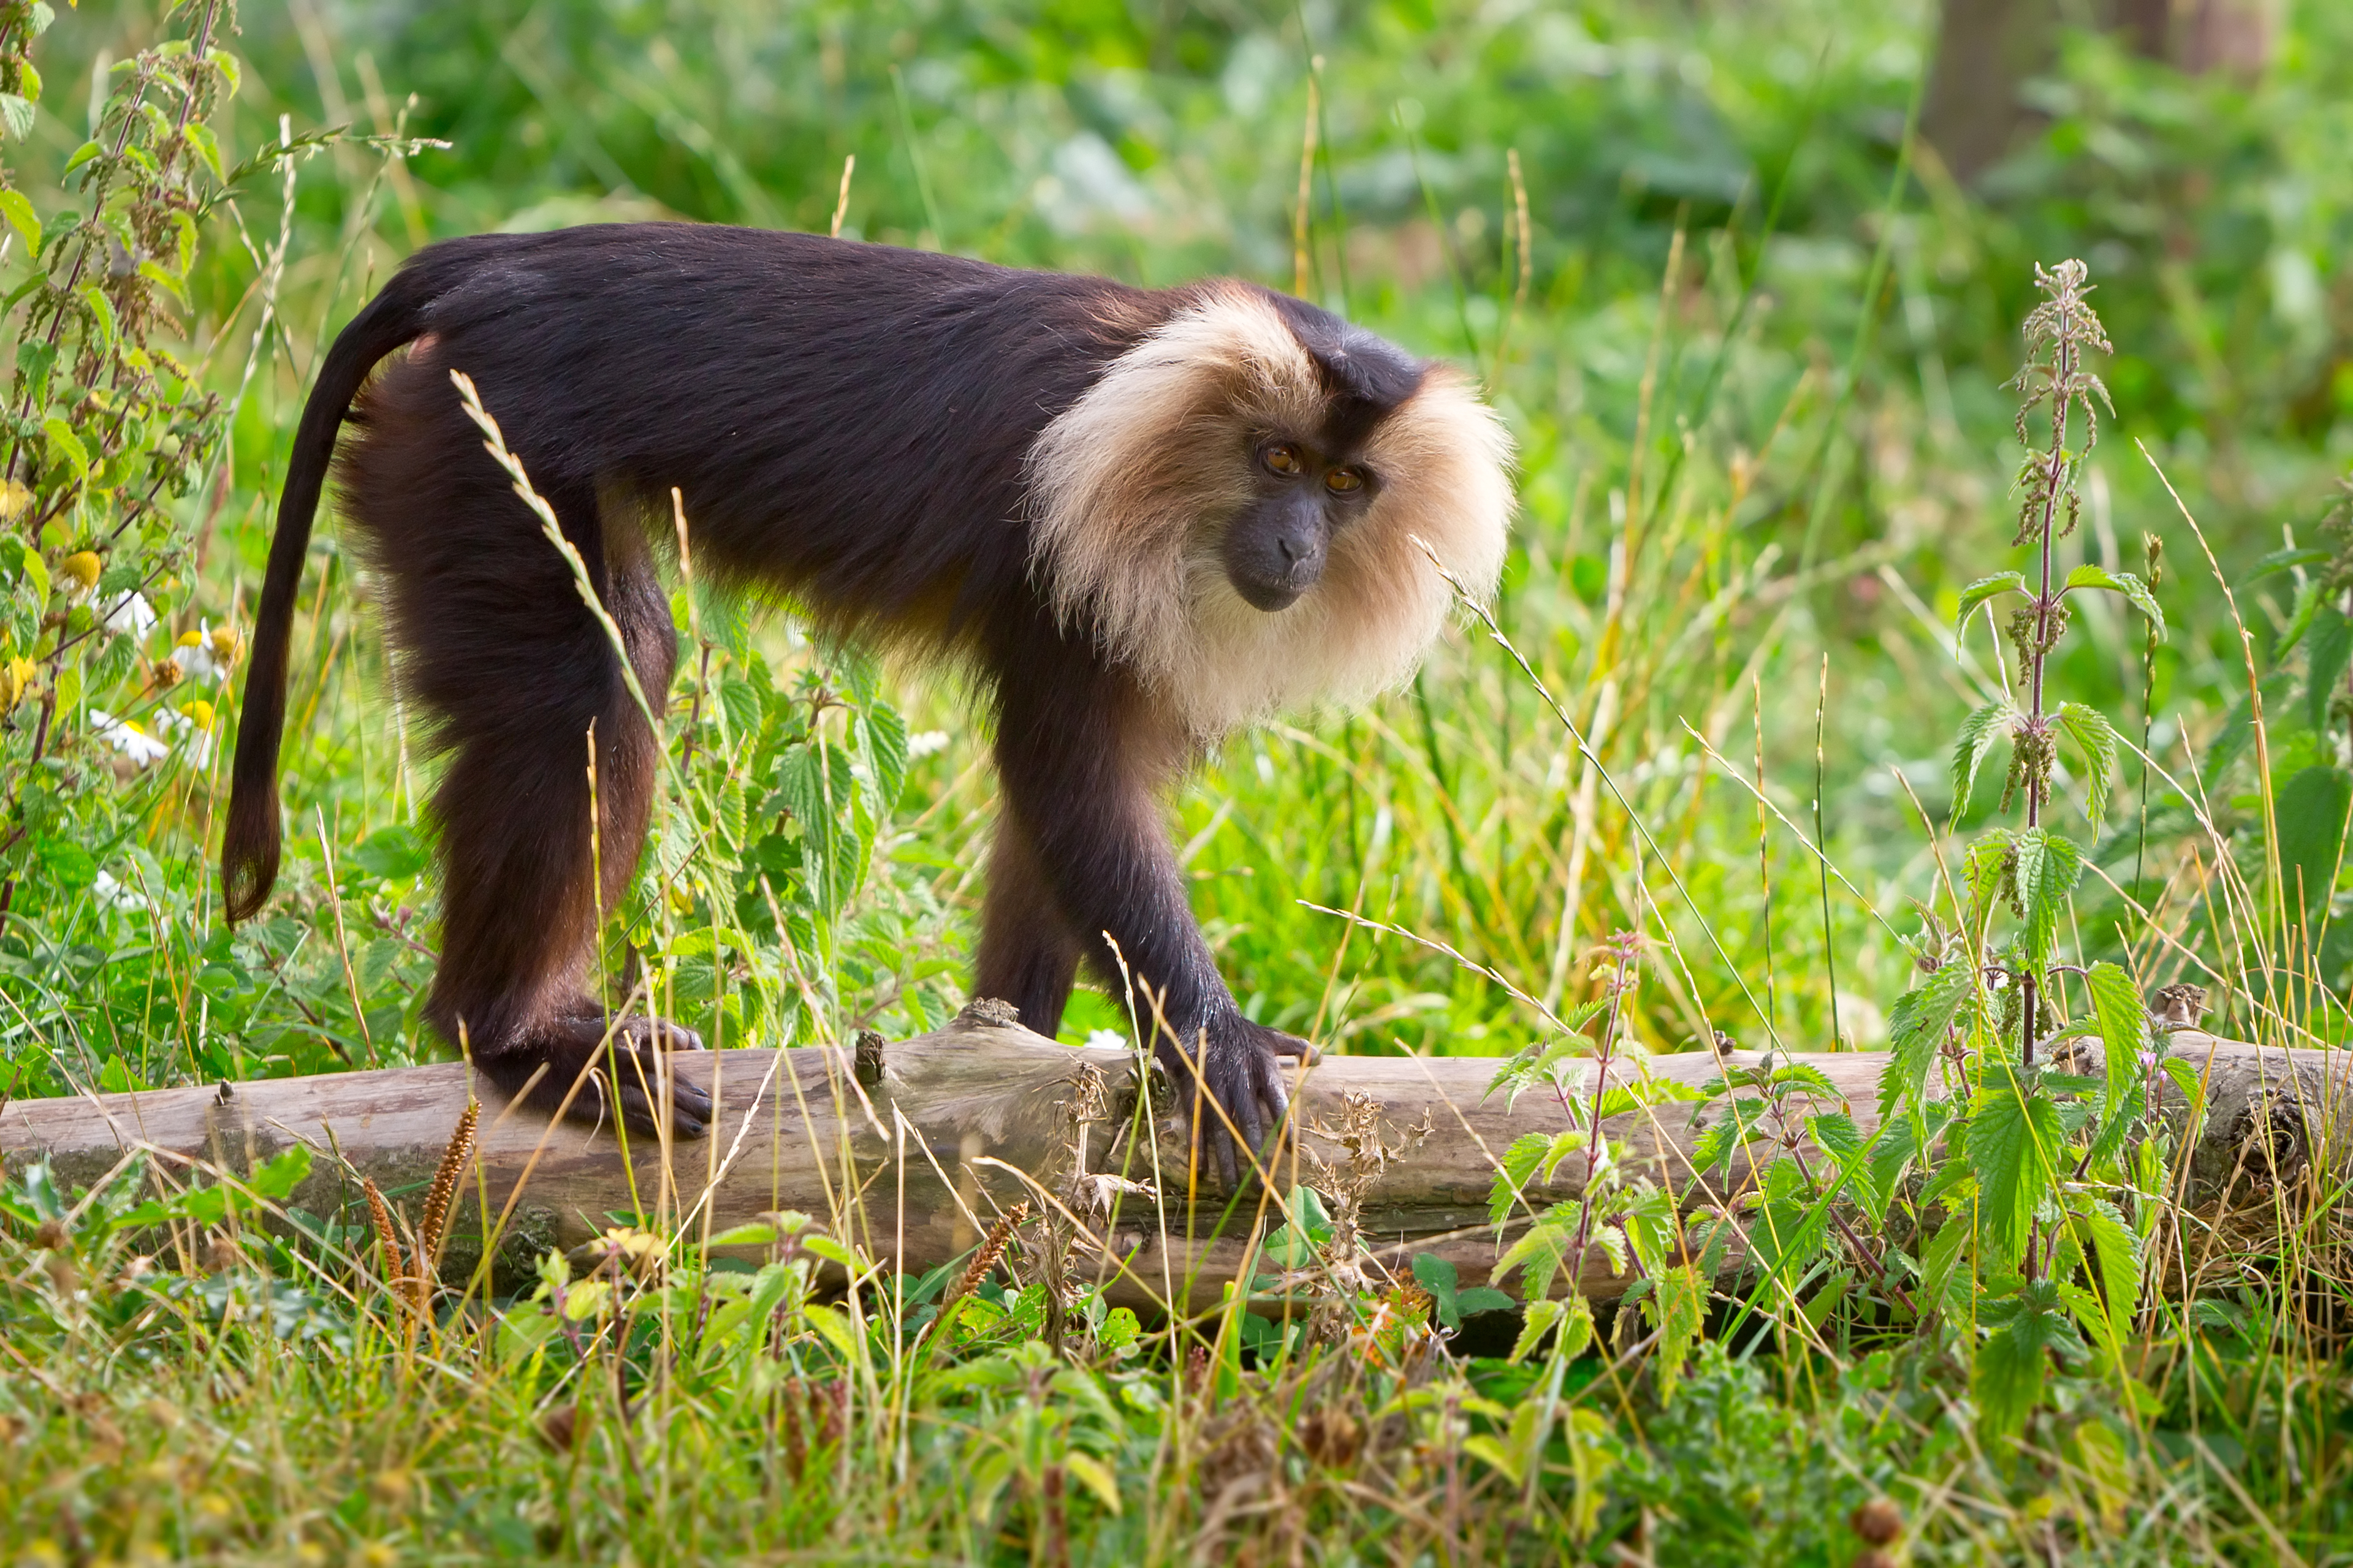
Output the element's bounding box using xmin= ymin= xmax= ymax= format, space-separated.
xmin=1276 ymin=531 xmax=1313 ymax=566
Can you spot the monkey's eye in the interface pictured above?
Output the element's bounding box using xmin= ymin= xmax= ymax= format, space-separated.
xmin=1325 ymin=468 xmax=1365 ymax=494
xmin=1262 ymin=444 xmax=1304 ymax=476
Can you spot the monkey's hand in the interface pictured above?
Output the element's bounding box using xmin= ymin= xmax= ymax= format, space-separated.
xmin=479 ymin=1013 xmax=713 ymax=1140
xmin=1162 ymin=1015 xmax=1315 ymax=1189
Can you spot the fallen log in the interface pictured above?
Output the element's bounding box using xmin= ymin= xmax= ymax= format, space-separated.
xmin=2 ymin=1001 xmax=2346 ymax=1309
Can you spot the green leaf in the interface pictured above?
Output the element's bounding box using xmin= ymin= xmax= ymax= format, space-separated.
xmin=1455 ymin=1287 xmax=1515 ymax=1317
xmin=0 ymin=189 xmax=39 ymax=255
xmin=2244 ymin=545 xmax=2331 ymax=584
xmin=35 ymin=836 xmax=95 ymax=891
xmin=2274 ymin=765 xmax=2352 ymax=926
xmin=2204 ymin=672 xmax=2294 ymax=786
xmin=1690 ymin=1096 xmax=1771 ymax=1174
xmin=1882 ymin=962 xmax=1974 ymax=1121
xmin=1509 ymin=1298 xmax=1562 ymax=1364
xmin=860 ymin=702 xmax=909 ymax=811
xmin=1962 ymin=828 xmax=2015 ymax=933
xmin=2062 ymin=564 xmax=2166 ymax=638
xmin=1955 ymin=571 xmax=2027 ymax=627
xmin=1062 ymin=1450 xmax=1122 ymax=1517
xmin=1745 ymin=1156 xmax=1830 ymax=1287
xmin=1969 ymin=1070 xmax=2066 ymax=1270
xmin=1493 ymin=1205 xmax=1581 ymax=1297
xmin=1413 ymin=1252 xmax=1463 ymax=1330
xmin=2308 ymin=605 xmax=2353 ymax=733
xmin=2069 ymin=1199 xmax=2143 ymax=1341
xmin=0 ymin=94 xmax=33 ymax=142
xmin=184 ymin=119 xmax=224 ymax=183
xmin=1974 ymin=1279 xmax=2081 ymax=1438
xmin=2083 ymin=961 xmax=2148 ymax=1123
xmin=1644 ymin=1264 xmax=1706 ymax=1404
xmin=2010 ymin=827 xmax=2083 ymax=974
xmin=42 ymin=417 xmax=88 ymax=480
xmin=2275 ymin=578 xmax=2321 ymax=662
xmin=1489 ymin=1132 xmax=1550 ymax=1226
xmin=2055 ymin=702 xmax=2118 ymax=825
xmin=348 ymin=824 xmax=429 ymax=882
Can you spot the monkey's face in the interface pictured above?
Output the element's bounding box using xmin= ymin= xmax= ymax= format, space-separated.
xmin=1218 ymin=436 xmax=1376 ymax=612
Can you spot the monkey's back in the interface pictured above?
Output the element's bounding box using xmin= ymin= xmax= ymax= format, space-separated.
xmin=355 ymin=224 xmax=1160 ymax=650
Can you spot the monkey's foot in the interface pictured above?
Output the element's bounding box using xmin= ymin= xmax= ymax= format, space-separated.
xmin=1161 ymin=1017 xmax=1317 ymax=1190
xmin=477 ymin=1013 xmax=713 ymax=1140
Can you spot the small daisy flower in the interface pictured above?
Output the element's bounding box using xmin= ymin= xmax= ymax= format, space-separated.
xmin=102 ymin=591 xmax=156 ymax=640
xmin=908 ymin=730 xmax=949 ymax=759
xmin=90 ymin=708 xmax=170 ymax=767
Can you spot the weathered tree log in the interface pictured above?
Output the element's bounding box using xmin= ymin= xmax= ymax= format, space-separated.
xmin=3 ymin=1002 xmax=2346 ymax=1309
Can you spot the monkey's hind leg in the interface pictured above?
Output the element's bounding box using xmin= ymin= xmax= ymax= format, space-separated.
xmin=345 ymin=390 xmax=710 ymax=1137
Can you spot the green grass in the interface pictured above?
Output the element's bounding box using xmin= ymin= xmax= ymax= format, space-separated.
xmin=6 ymin=0 xmax=2353 ymax=1561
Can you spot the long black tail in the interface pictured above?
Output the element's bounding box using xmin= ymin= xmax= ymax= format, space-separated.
xmin=221 ymin=272 xmax=434 ymax=923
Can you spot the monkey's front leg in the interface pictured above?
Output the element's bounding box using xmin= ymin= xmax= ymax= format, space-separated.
xmin=992 ymin=686 xmax=1311 ymax=1188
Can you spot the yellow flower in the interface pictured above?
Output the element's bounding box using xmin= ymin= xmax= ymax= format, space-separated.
xmin=181 ymin=699 xmax=215 ymax=730
xmin=60 ymin=550 xmax=101 ymax=594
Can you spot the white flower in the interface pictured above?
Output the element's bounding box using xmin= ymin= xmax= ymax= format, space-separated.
xmin=173 ymin=622 xmax=239 ymax=684
xmin=102 ymin=591 xmax=156 ymax=640
xmin=907 ymin=730 xmax=949 ymax=759
xmin=1084 ymin=1028 xmax=1130 ymax=1051
xmin=92 ymin=869 xmax=149 ymax=912
xmin=90 ymin=708 xmax=170 ymax=766
xmin=155 ymin=703 xmax=214 ymax=767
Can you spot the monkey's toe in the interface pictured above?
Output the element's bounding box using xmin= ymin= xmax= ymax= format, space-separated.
xmin=479 ymin=1013 xmax=715 ymax=1139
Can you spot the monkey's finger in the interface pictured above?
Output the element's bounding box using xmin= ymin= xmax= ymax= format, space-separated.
xmin=1210 ymin=1118 xmax=1239 ymax=1191
xmin=1266 ymin=1034 xmax=1320 ymax=1064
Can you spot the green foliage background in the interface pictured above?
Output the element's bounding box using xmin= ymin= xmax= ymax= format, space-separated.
xmin=3 ymin=1 xmax=2353 ymax=1562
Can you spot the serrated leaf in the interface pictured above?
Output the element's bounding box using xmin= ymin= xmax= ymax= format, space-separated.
xmin=1952 ymin=702 xmax=2020 ymax=819
xmin=2083 ymin=960 xmax=2148 ymax=1123
xmin=41 ymin=416 xmax=87 ymax=480
xmin=1974 ymin=1279 xmax=2080 ymax=1437
xmin=2056 ymin=702 xmax=2118 ymax=825
xmin=2010 ymin=827 xmax=2083 ymax=974
xmin=1969 ymin=1070 xmax=2064 ymax=1270
xmin=861 ymin=702 xmax=908 ymax=809
xmin=2064 ymin=564 xmax=2165 ymax=639
xmin=0 ymin=189 xmax=38 ymax=255
xmin=1690 ymin=1096 xmax=1771 ymax=1174
xmin=2244 ymin=545 xmax=2330 ymax=584
xmin=1488 ymin=1132 xmax=1549 ymax=1226
xmin=2308 ymin=605 xmax=2353 ymax=734
xmin=1963 ymin=828 xmax=2015 ymax=933
xmin=1492 ymin=1206 xmax=1578 ymax=1297
xmin=1644 ymin=1264 xmax=1706 ymax=1404
xmin=2274 ymin=765 xmax=2352 ymax=926
xmin=1956 ymin=571 xmax=2027 ymax=627
xmin=2275 ymin=578 xmax=2321 ymax=662
xmin=1745 ymin=1156 xmax=1830 ymax=1287
xmin=0 ymin=93 xmax=33 ymax=142
xmin=1882 ymin=962 xmax=1973 ymax=1121
xmin=2070 ymin=1198 xmax=2142 ymax=1341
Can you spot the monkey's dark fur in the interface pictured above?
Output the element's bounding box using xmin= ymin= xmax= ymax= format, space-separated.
xmin=223 ymin=225 xmax=1510 ymax=1183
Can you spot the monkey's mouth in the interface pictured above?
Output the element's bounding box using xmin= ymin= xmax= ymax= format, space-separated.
xmin=1232 ymin=576 xmax=1307 ymax=613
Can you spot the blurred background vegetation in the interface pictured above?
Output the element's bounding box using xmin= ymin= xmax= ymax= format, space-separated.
xmin=4 ymin=0 xmax=2351 ymax=1096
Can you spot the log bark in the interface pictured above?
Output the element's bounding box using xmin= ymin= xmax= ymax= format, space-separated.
xmin=3 ymin=1001 xmax=2346 ymax=1309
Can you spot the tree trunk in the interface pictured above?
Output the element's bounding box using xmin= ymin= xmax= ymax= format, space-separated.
xmin=3 ymin=1001 xmax=2343 ymax=1309
xmin=1925 ymin=0 xmax=2276 ymax=185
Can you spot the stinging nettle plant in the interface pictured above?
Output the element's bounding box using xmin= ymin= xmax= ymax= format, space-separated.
xmin=1886 ymin=258 xmax=2188 ymax=1439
